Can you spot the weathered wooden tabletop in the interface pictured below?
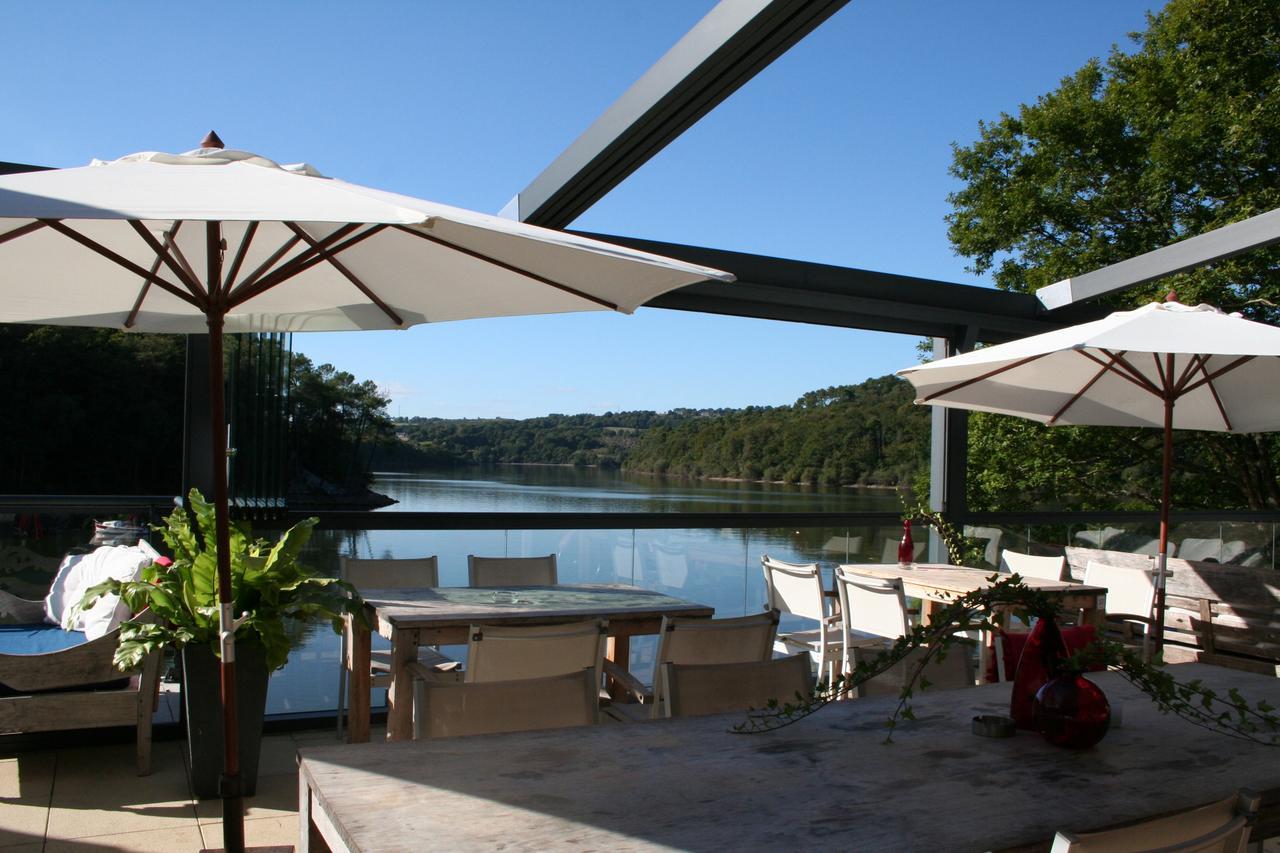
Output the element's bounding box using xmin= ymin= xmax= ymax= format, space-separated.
xmin=300 ymin=663 xmax=1280 ymax=852
xmin=361 ymin=584 xmax=715 ymax=639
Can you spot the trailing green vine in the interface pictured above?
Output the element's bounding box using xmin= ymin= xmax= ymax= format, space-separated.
xmin=734 ymin=573 xmax=1280 ymax=746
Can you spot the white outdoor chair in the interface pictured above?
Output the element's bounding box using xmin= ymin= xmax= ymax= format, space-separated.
xmin=413 ymin=668 xmax=601 ymax=739
xmin=604 ymin=610 xmax=779 ymax=720
xmin=1050 ymin=788 xmax=1259 ymax=852
xmin=848 ymin=641 xmax=975 ymax=698
xmin=1083 ymin=559 xmax=1157 ymax=661
xmin=880 ymin=538 xmax=926 ymax=564
xmin=660 ymin=652 xmax=814 ymax=718
xmin=833 ymin=566 xmax=912 ymax=686
xmin=999 ymin=550 xmax=1069 ymax=582
xmin=467 ymin=554 xmax=558 ymax=587
xmin=965 ymin=525 xmax=1004 ymax=566
xmin=1177 ymin=537 xmax=1224 ymax=563
xmin=335 ymin=555 xmax=459 ymax=739
xmin=761 ymin=556 xmax=842 ymax=686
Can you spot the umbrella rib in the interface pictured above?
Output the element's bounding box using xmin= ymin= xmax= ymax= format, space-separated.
xmin=41 ymin=219 xmax=203 ymax=311
xmin=393 ymin=224 xmax=619 ymax=311
xmin=919 ymin=351 xmax=1052 ymax=402
xmin=230 ymin=223 xmax=372 ymax=305
xmin=273 ymin=222 xmax=403 ymax=326
xmin=126 ymin=221 xmax=207 ymax=300
xmin=1078 ymin=349 xmax=1162 ymax=396
xmin=126 ymin=223 xmax=184 ymax=329
xmin=221 ymin=221 xmax=259 ymax=294
xmin=227 ymin=234 xmax=304 ymax=299
xmin=161 ymin=232 xmax=207 ymax=299
xmin=1046 ymin=355 xmax=1118 ymax=425
xmin=0 ymin=220 xmax=50 ymax=245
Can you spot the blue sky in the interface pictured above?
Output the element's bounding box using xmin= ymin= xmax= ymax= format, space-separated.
xmin=5 ymin=1 xmax=1157 ymax=418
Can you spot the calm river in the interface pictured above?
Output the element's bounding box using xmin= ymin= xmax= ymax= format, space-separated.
xmin=274 ymin=467 xmax=902 ymax=717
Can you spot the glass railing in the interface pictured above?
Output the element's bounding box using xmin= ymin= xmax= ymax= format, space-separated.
xmin=2 ymin=501 xmax=1276 ymax=721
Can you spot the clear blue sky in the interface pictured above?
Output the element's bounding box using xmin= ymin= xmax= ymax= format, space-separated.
xmin=5 ymin=1 xmax=1157 ymax=419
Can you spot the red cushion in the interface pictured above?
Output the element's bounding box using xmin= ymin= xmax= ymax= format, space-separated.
xmin=990 ymin=623 xmax=1102 ymax=682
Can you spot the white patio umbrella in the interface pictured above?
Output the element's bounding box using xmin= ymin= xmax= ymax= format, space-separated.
xmin=897 ymin=298 xmax=1280 ymax=654
xmin=0 ymin=137 xmax=733 ymax=850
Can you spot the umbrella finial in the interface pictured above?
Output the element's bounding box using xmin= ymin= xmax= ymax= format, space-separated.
xmin=1165 ymin=290 xmax=1179 ymax=303
xmin=201 ymin=130 xmax=225 ymax=150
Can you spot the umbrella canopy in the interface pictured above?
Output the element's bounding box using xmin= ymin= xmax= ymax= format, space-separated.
xmin=0 ymin=146 xmax=731 ymax=332
xmin=897 ymin=299 xmax=1280 ymax=654
xmin=0 ymin=142 xmax=733 ymax=851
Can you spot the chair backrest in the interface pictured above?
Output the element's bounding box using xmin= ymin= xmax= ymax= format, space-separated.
xmin=467 ymin=554 xmax=558 ymax=587
xmin=1177 ymin=537 xmax=1223 ymax=563
xmin=834 ymin=567 xmax=910 ymax=640
xmin=339 ymin=556 xmax=439 ymax=590
xmin=415 ymin=667 xmax=601 ymax=739
xmin=661 ymin=653 xmax=814 ymax=718
xmin=849 ymin=643 xmax=975 ymax=698
xmin=464 ymin=618 xmax=607 ymax=683
xmin=999 ymin=550 xmax=1068 ymax=582
xmin=1083 ymin=560 xmax=1156 ymax=619
xmin=649 ymin=611 xmax=780 ymax=717
xmin=760 ymin=556 xmax=828 ymax=622
xmin=1050 ymin=788 xmax=1260 ymax=853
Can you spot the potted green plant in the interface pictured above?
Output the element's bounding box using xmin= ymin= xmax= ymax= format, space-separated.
xmin=85 ymin=488 xmax=364 ymax=798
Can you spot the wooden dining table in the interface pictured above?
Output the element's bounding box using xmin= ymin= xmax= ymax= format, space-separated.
xmin=299 ymin=662 xmax=1280 ymax=852
xmin=842 ymin=563 xmax=1108 ymax=625
xmin=842 ymin=563 xmax=1108 ymax=678
xmin=344 ymin=584 xmax=714 ymax=742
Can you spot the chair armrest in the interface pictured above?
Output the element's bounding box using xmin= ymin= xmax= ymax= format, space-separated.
xmin=601 ymin=659 xmax=650 ymax=704
xmin=0 ymin=589 xmax=46 ymax=625
xmin=403 ymin=660 xmax=463 ymax=683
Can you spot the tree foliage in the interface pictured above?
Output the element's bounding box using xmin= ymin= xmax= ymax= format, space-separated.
xmin=392 ymin=376 xmax=930 ymax=488
xmin=947 ymin=0 xmax=1280 ymax=511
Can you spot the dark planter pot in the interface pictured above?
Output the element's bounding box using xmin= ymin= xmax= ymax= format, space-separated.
xmin=182 ymin=642 xmax=270 ymax=800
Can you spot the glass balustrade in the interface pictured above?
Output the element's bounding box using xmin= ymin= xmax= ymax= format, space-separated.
xmin=1 ymin=507 xmax=1275 ymax=721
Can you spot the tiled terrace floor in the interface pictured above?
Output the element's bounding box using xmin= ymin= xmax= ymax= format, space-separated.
xmin=0 ymin=725 xmax=347 ymax=852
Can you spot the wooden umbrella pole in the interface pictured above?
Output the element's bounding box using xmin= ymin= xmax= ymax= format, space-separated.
xmin=1154 ymin=382 xmax=1174 ymax=656
xmin=207 ymin=222 xmax=245 ymax=853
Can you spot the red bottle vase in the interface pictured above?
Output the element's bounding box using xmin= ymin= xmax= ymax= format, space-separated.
xmin=1033 ymin=673 xmax=1111 ymax=749
xmin=1009 ymin=617 xmax=1067 ymax=729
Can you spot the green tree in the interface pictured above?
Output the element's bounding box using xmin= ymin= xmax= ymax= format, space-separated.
xmin=946 ymin=0 xmax=1280 ymax=512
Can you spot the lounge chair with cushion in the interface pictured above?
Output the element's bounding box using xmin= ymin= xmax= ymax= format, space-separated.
xmin=0 ymin=540 xmax=164 ymax=775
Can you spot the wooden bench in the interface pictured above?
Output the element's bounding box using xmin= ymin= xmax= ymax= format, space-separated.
xmin=0 ymin=590 xmax=162 ymax=775
xmin=1065 ymin=547 xmax=1279 ymax=675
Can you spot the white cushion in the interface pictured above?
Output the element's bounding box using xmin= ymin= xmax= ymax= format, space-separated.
xmin=44 ymin=541 xmax=159 ymax=639
xmin=44 ymin=551 xmax=87 ymax=626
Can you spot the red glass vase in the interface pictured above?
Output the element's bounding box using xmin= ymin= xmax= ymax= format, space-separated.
xmin=1009 ymin=617 xmax=1067 ymax=729
xmin=1033 ymin=673 xmax=1111 ymax=749
xmin=897 ymin=519 xmax=914 ymax=566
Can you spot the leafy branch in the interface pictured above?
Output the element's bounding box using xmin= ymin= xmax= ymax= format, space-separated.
xmin=734 ymin=575 xmax=1280 ymax=746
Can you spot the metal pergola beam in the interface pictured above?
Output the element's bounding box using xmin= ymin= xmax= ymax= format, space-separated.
xmin=509 ymin=0 xmax=851 ymax=228
xmin=1037 ymin=207 xmax=1280 ymax=309
xmin=576 ymin=231 xmax=1107 ymax=342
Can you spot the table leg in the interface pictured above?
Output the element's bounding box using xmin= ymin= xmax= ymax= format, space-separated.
xmin=345 ymin=614 xmax=371 ymax=744
xmin=385 ymin=629 xmax=418 ymax=742
xmin=605 ymin=635 xmax=631 ymax=702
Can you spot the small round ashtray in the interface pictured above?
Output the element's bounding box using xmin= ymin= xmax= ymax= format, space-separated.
xmin=972 ymin=714 xmax=1015 ymax=738
xmin=491 ymin=590 xmax=515 ymax=604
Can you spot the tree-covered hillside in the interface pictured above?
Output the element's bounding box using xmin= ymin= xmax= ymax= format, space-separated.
xmin=389 ymin=376 xmax=930 ymax=487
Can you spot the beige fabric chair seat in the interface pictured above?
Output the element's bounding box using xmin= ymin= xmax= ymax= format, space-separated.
xmin=414 ymin=668 xmax=601 ymax=739
xmin=336 ymin=556 xmax=460 ymax=739
xmin=1050 ymin=788 xmax=1259 ymax=852
xmin=848 ymin=642 xmax=976 ymax=699
xmin=604 ymin=610 xmax=779 ymax=720
xmin=467 ymin=554 xmax=557 ymax=587
xmin=661 ymin=653 xmax=814 ymax=718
